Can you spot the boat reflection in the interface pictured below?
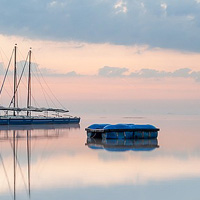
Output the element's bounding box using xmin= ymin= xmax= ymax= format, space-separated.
xmin=0 ymin=124 xmax=80 ymax=140
xmin=0 ymin=123 xmax=80 ymax=131
xmin=0 ymin=124 xmax=80 ymax=200
xmin=86 ymin=138 xmax=159 ymax=151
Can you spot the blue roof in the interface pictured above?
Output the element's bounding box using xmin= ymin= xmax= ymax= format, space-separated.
xmin=87 ymin=124 xmax=159 ymax=132
xmin=104 ymin=124 xmax=131 ymax=130
xmin=129 ymin=124 xmax=157 ymax=130
xmin=88 ymin=124 xmax=110 ymax=129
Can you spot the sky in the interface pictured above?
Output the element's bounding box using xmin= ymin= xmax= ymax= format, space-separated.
xmin=0 ymin=0 xmax=200 ymax=115
xmin=0 ymin=0 xmax=200 ymax=51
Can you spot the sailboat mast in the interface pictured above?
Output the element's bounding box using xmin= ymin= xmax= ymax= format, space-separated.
xmin=13 ymin=44 xmax=17 ymax=116
xmin=27 ymin=48 xmax=31 ymax=116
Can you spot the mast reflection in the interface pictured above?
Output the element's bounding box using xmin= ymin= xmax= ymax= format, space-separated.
xmin=0 ymin=124 xmax=80 ymax=200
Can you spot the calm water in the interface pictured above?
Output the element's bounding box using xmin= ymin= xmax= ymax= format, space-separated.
xmin=0 ymin=115 xmax=200 ymax=200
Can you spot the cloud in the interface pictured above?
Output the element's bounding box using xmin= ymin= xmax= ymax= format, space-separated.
xmin=130 ymin=67 xmax=200 ymax=81
xmin=1 ymin=60 xmax=81 ymax=77
xmin=172 ymin=68 xmax=192 ymax=77
xmin=0 ymin=0 xmax=200 ymax=51
xmin=0 ymin=60 xmax=35 ymax=76
xmin=49 ymin=1 xmax=57 ymax=7
xmin=3 ymin=62 xmax=200 ymax=81
xmin=114 ymin=0 xmax=127 ymax=14
xmin=0 ymin=63 xmax=6 ymax=75
xmin=98 ymin=66 xmax=128 ymax=77
xmin=64 ymin=71 xmax=80 ymax=77
xmin=99 ymin=66 xmax=200 ymax=82
xmin=35 ymin=68 xmax=81 ymax=77
xmin=26 ymin=65 xmax=200 ymax=81
xmin=186 ymin=15 xmax=195 ymax=21
xmin=160 ymin=3 xmax=167 ymax=11
xmin=130 ymin=68 xmax=171 ymax=78
xmin=160 ymin=2 xmax=167 ymax=16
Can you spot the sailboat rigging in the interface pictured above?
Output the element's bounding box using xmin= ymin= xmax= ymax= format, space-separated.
xmin=0 ymin=45 xmax=80 ymax=125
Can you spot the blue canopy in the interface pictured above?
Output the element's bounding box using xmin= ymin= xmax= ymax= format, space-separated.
xmin=104 ymin=124 xmax=131 ymax=130
xmin=88 ymin=124 xmax=110 ymax=129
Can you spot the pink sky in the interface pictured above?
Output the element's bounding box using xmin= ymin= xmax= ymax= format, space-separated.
xmin=0 ymin=34 xmax=200 ymax=115
xmin=1 ymin=34 xmax=200 ymax=75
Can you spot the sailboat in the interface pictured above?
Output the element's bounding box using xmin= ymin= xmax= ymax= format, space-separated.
xmin=0 ymin=44 xmax=80 ymax=125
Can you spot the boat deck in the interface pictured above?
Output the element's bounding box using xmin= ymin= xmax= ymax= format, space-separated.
xmin=0 ymin=117 xmax=80 ymax=125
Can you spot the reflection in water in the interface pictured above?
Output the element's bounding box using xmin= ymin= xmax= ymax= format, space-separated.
xmin=27 ymin=130 xmax=31 ymax=199
xmin=86 ymin=138 xmax=159 ymax=151
xmin=0 ymin=124 xmax=80 ymax=140
xmin=0 ymin=124 xmax=80 ymax=200
xmin=0 ymin=124 xmax=80 ymax=131
xmin=0 ymin=117 xmax=200 ymax=200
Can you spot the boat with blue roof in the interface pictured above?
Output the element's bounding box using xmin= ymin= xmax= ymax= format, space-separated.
xmin=85 ymin=123 xmax=159 ymax=139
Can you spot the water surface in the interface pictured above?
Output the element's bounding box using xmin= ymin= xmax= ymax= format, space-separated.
xmin=0 ymin=115 xmax=199 ymax=200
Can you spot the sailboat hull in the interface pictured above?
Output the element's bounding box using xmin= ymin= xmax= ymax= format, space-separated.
xmin=0 ymin=117 xmax=80 ymax=125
